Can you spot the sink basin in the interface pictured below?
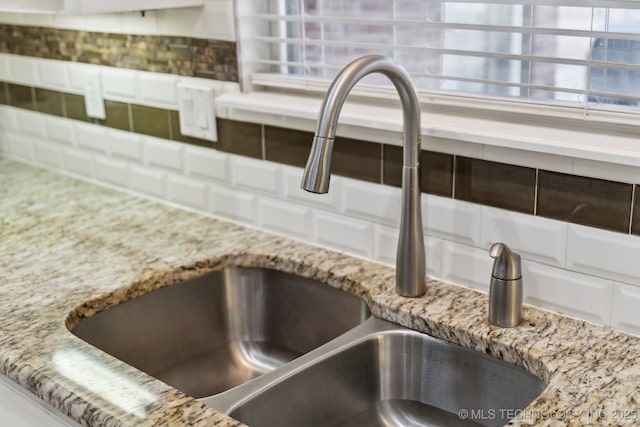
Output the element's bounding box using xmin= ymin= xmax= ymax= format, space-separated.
xmin=70 ymin=267 xmax=371 ymax=398
xmin=225 ymin=318 xmax=546 ymax=427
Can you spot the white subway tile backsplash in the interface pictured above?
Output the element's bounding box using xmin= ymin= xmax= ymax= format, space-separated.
xmin=423 ymin=195 xmax=481 ymax=246
xmin=314 ymin=211 xmax=373 ymax=258
xmin=372 ymin=225 xmax=442 ymax=279
xmin=567 ymin=225 xmax=640 ymax=286
xmin=259 ymin=198 xmax=311 ymax=240
xmin=156 ymin=7 xmax=202 ymax=37
xmin=209 ymin=185 xmax=257 ymax=224
xmin=283 ymin=166 xmax=339 ymax=209
xmin=522 ymin=260 xmax=612 ymax=325
xmin=144 ymin=137 xmax=183 ymax=170
xmin=441 ymin=241 xmax=492 ymax=292
xmin=0 ymin=54 xmax=10 ymax=80
xmin=167 ymin=175 xmax=207 ymax=210
xmin=195 ymin=0 xmax=237 ymax=41
xmin=139 ymin=74 xmax=178 ymax=109
xmin=75 ymin=123 xmax=109 ymax=153
xmin=121 ymin=10 xmax=159 ymax=35
xmin=373 ymin=224 xmax=397 ymax=267
xmin=8 ymin=134 xmax=35 ymax=161
xmin=45 ymin=117 xmax=75 ymax=146
xmin=483 ymin=145 xmax=571 ymax=175
xmin=67 ymin=63 xmax=99 ymax=94
xmin=36 ymin=59 xmax=70 ymax=91
xmin=8 ymin=56 xmax=36 ymax=85
xmin=572 ymin=158 xmax=640 ymax=185
xmin=109 ymin=130 xmax=143 ymax=161
xmin=231 ymin=157 xmax=281 ymax=195
xmin=52 ymin=14 xmax=88 ymax=31
xmin=481 ymin=207 xmax=567 ymax=267
xmin=16 ymin=110 xmax=45 ymax=138
xmin=34 ymin=142 xmax=64 ymax=169
xmin=426 ymin=237 xmax=443 ymax=280
xmin=0 ymin=106 xmax=18 ymax=131
xmin=185 ymin=146 xmax=228 ymax=182
xmin=84 ymin=15 xmax=124 ymax=33
xmin=0 ymin=130 xmax=10 ymax=152
xmin=101 ymin=68 xmax=138 ymax=102
xmin=63 ymin=149 xmax=94 ymax=178
xmin=128 ymin=165 xmax=165 ymax=198
xmin=611 ymin=283 xmax=640 ymax=336
xmin=95 ymin=157 xmax=128 ymax=187
xmin=341 ymin=179 xmax=401 ymax=226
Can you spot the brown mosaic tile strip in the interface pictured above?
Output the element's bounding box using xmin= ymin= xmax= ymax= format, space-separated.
xmin=0 ymin=24 xmax=238 ymax=82
xmin=383 ymin=145 xmax=454 ymax=197
xmin=538 ymin=170 xmax=632 ymax=233
xmin=455 ymin=157 xmax=536 ymax=214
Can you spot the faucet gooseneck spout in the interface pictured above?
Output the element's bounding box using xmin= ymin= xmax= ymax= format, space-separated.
xmin=301 ymin=55 xmax=426 ymax=297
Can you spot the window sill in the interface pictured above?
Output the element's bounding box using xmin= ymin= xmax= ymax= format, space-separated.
xmin=215 ymin=91 xmax=640 ymax=184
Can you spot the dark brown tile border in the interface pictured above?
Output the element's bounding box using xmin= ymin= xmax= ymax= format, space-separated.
xmin=632 ymin=186 xmax=640 ymax=236
xmin=99 ymin=101 xmax=132 ymax=131
xmin=455 ymin=157 xmax=536 ymax=214
xmin=264 ymin=125 xmax=312 ymax=168
xmin=3 ymin=78 xmax=639 ymax=237
xmin=383 ymin=145 xmax=454 ymax=197
xmin=538 ymin=170 xmax=632 ymax=233
xmin=131 ymin=105 xmax=171 ymax=139
xmin=216 ymin=118 xmax=263 ymax=159
xmin=7 ymin=83 xmax=35 ymax=110
xmin=35 ymin=88 xmax=64 ymax=117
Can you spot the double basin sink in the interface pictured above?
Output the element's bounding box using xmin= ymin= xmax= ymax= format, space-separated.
xmin=70 ymin=267 xmax=546 ymax=427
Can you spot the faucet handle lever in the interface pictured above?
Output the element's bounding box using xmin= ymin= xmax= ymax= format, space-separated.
xmin=490 ymin=242 xmax=521 ymax=280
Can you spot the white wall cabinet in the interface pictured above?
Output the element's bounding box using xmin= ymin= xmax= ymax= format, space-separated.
xmin=0 ymin=374 xmax=80 ymax=427
xmin=0 ymin=0 xmax=203 ymax=14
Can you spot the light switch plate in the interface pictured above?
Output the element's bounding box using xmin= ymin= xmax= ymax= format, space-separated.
xmin=84 ymin=69 xmax=106 ymax=120
xmin=177 ymin=83 xmax=217 ymax=142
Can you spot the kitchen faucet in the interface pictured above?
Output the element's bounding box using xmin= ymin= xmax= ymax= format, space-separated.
xmin=301 ymin=55 xmax=426 ymax=297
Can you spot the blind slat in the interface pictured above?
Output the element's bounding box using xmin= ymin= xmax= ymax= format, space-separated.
xmin=250 ymin=0 xmax=640 ymax=111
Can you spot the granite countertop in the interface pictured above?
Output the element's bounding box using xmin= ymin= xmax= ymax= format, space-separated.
xmin=1 ymin=158 xmax=639 ymax=426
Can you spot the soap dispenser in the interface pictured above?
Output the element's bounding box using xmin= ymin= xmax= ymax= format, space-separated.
xmin=488 ymin=242 xmax=523 ymax=327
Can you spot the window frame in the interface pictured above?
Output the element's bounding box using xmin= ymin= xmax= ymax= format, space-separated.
xmin=234 ymin=0 xmax=640 ymax=176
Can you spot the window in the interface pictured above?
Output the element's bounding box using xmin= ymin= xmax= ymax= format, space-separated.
xmin=251 ymin=0 xmax=640 ymax=114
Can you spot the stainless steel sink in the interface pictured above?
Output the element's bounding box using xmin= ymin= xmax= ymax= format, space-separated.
xmin=212 ymin=318 xmax=546 ymax=427
xmin=70 ymin=267 xmax=371 ymax=398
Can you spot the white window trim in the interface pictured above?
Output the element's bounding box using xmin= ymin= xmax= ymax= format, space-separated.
xmin=233 ymin=0 xmax=640 ymax=185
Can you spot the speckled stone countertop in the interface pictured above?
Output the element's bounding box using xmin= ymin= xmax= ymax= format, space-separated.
xmin=1 ymin=158 xmax=639 ymax=427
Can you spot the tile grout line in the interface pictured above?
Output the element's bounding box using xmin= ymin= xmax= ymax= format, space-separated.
xmin=629 ymin=184 xmax=635 ymax=235
xmin=533 ymin=168 xmax=539 ymax=216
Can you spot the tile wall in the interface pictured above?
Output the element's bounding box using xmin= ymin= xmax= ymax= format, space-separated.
xmin=1 ymin=17 xmax=640 ymax=336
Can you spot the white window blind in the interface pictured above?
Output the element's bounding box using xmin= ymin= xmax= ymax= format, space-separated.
xmin=250 ymin=0 xmax=640 ymax=113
